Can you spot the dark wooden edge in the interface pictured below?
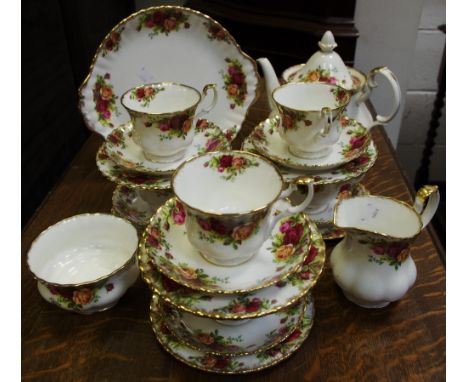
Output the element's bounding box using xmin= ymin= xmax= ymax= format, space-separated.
xmin=365 ymin=100 xmax=446 ymax=266
xmin=21 ymin=133 xmax=104 ymax=235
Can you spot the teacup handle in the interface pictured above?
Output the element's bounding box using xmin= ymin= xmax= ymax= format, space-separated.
xmin=266 ymin=181 xmax=314 ymax=233
xmin=320 ymin=107 xmax=333 ymax=136
xmin=413 ymin=185 xmax=440 ymax=229
xmin=355 ymin=66 xmax=401 ymax=129
xmin=194 ymin=84 xmax=218 ymax=122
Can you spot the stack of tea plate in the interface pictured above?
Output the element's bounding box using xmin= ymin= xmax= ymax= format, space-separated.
xmin=242 ymin=115 xmax=378 ymax=240
xmin=138 ymin=197 xmax=326 ymax=374
xmin=96 ymin=119 xmax=230 ymax=232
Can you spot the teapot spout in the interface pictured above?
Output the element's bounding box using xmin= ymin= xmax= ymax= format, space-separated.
xmin=257 ymin=57 xmax=280 ymax=117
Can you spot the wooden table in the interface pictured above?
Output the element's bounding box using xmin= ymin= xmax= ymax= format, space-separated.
xmin=22 ymin=83 xmax=446 ymax=381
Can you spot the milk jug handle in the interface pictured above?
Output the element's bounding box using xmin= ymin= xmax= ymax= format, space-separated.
xmin=413 ymin=185 xmax=440 ymax=229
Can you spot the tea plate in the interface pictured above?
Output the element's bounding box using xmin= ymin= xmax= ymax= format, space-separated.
xmin=149 ymin=293 xmax=315 ymax=374
xmin=112 ymin=186 xmax=172 ymax=228
xmin=78 ymin=6 xmax=259 ymax=140
xmin=251 ymin=116 xmax=370 ymax=171
xmin=140 ymin=197 xmax=313 ymax=294
xmin=160 ymin=297 xmax=305 ymax=356
xmin=106 ymin=120 xmax=230 ymax=175
xmin=96 ymin=144 xmax=171 ymax=190
xmin=138 ymin=225 xmax=325 ymax=319
xmin=242 ymin=133 xmax=378 ymax=185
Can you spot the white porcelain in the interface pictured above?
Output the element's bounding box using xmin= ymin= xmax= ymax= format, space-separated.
xmin=139 ymin=221 xmax=325 ymax=319
xmin=27 ymin=214 xmax=139 ymax=314
xmin=172 ymin=151 xmax=314 ymax=266
xmin=149 ymin=294 xmax=315 ymax=374
xmin=78 ymin=6 xmax=259 ymax=140
xmin=242 ymin=130 xmax=378 ymax=186
xmin=141 ymin=197 xmax=315 ymax=293
xmin=271 ymin=82 xmax=351 ymax=159
xmin=330 ymin=185 xmax=440 ymax=308
xmin=96 ymin=140 xmax=171 ymax=190
xmin=121 ymin=82 xmax=217 ymax=162
xmin=258 ymin=31 xmax=402 ymax=129
xmin=286 ymin=31 xmax=353 ymax=88
xmin=250 ymin=116 xmax=370 ymax=171
xmin=105 ymin=119 xmax=229 ymax=174
xmin=161 ymin=297 xmax=305 ymax=355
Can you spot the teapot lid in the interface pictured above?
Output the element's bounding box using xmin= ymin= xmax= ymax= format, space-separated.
xmin=290 ymin=31 xmax=353 ymax=89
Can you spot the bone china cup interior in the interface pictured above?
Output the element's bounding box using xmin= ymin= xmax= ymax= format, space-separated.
xmin=121 ymin=82 xmax=216 ymax=163
xmin=27 ymin=214 xmax=139 ymax=314
xmin=272 ymin=82 xmax=351 ymax=159
xmin=172 ymin=150 xmax=314 ymax=266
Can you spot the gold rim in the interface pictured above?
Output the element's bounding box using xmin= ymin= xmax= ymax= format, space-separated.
xmin=139 ymin=197 xmax=313 ymax=295
xmin=27 ymin=213 xmax=138 ymax=288
xmin=106 ymin=122 xmax=230 ymax=176
xmin=281 ymin=63 xmax=367 ymax=92
xmin=271 ymin=82 xmax=351 ymax=113
xmin=77 ymin=5 xmax=260 ymax=138
xmin=242 ymin=133 xmax=378 ymax=186
xmin=96 ymin=143 xmax=172 ymax=190
xmin=155 ymin=296 xmax=307 ymax=357
xmin=251 ymin=117 xmax=372 ymax=171
xmin=148 ymin=294 xmax=315 ymax=374
xmin=138 ymin=225 xmax=325 ymax=319
xmin=120 ymin=82 xmax=202 ymax=117
xmin=171 ymin=150 xmax=285 ymax=218
xmin=333 ymin=194 xmax=424 ymax=241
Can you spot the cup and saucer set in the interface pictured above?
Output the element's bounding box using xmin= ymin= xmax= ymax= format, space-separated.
xmin=25 ymin=6 xmax=441 ymax=375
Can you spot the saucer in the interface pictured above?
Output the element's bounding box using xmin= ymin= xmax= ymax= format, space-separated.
xmin=138 ymin=225 xmax=325 ymax=319
xmin=78 ymin=6 xmax=259 ymax=140
xmin=111 ymin=186 xmax=172 ymax=228
xmin=251 ymin=116 xmax=370 ymax=171
xmin=140 ymin=197 xmax=313 ymax=294
xmin=242 ymin=133 xmax=378 ymax=185
xmin=105 ymin=120 xmax=230 ymax=175
xmin=96 ymin=145 xmax=171 ymax=190
xmin=160 ymin=296 xmax=305 ymax=355
xmin=149 ymin=293 xmax=315 ymax=374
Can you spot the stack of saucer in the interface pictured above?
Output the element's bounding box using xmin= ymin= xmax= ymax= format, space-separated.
xmin=138 ymin=151 xmax=326 ymax=374
xmin=96 ymin=119 xmax=230 ymax=232
xmin=242 ymin=114 xmax=378 ymax=240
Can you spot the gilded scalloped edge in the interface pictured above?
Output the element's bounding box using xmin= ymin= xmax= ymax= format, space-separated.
xmin=137 ymin=220 xmax=326 ymax=320
xmin=148 ymin=293 xmax=315 ymax=374
xmin=78 ymin=5 xmax=260 ymax=138
xmin=155 ymin=296 xmax=307 ymax=357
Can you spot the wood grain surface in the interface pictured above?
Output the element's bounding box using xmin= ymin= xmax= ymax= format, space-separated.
xmin=22 ymin=82 xmax=446 ymax=381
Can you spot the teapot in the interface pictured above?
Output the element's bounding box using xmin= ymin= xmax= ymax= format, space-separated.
xmin=329 ymin=185 xmax=440 ymax=308
xmin=257 ymin=31 xmax=401 ymax=129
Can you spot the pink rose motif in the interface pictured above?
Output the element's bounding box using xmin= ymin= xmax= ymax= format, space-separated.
xmin=231 ymin=73 xmax=245 ymax=85
xmin=279 ymin=221 xmax=292 ymax=233
xmin=283 ymin=224 xmax=304 ymax=245
xmin=286 ymin=329 xmax=302 ymax=342
xmin=350 ymin=136 xmax=366 ymax=150
xmin=303 ymin=245 xmax=318 ymax=265
xmin=210 ymin=218 xmax=229 ymax=236
xmin=152 ymin=11 xmax=164 ymax=25
xmin=228 ymin=66 xmax=238 ymax=76
xmin=135 ymin=87 xmax=145 ymax=100
xmin=197 ymin=218 xmax=212 ymax=231
xmin=387 ymin=242 xmax=408 ymax=259
xmin=328 ymin=77 xmax=337 ymax=85
xmin=159 ymin=121 xmax=170 ymax=132
xmin=145 ymin=18 xmax=155 ymax=28
xmin=102 ymin=110 xmax=111 ymax=119
xmin=219 ymin=155 xmax=233 ymax=168
xmin=231 ymin=303 xmax=246 ymax=313
xmin=372 ymin=246 xmax=385 ymax=255
xmin=172 ymin=201 xmax=186 ymax=225
xmin=245 ymin=298 xmax=261 ymax=312
xmin=96 ymin=99 xmax=109 ymax=113
xmin=205 ymin=138 xmax=220 ymax=152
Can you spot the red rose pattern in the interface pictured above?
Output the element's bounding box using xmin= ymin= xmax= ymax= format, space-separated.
xmin=137 ymin=10 xmax=190 ymax=36
xmin=223 ymin=57 xmax=247 ymax=109
xmin=92 ymin=74 xmax=117 ymax=127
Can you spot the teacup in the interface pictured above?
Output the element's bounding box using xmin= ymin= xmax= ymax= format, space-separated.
xmin=121 ymin=82 xmax=217 ymax=163
xmin=272 ymin=82 xmax=351 ymax=159
xmin=27 ymin=213 xmax=139 ymax=314
xmin=172 ymin=150 xmax=314 ymax=266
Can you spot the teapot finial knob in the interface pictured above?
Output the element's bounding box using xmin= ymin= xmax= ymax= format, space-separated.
xmin=318 ymin=31 xmax=337 ymax=52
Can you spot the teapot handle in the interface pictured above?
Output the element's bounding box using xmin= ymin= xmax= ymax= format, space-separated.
xmin=413 ymin=185 xmax=440 ymax=229
xmin=355 ymin=66 xmax=401 ymax=129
